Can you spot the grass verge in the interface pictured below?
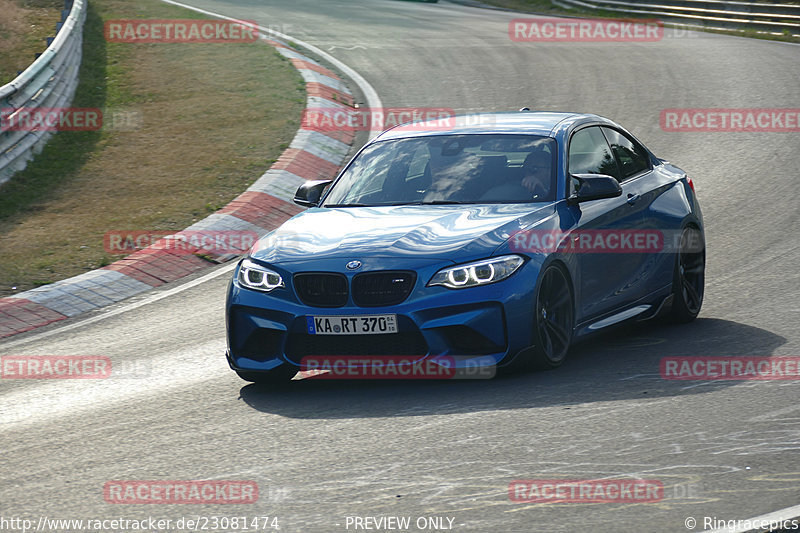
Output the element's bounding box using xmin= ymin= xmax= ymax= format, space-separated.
xmin=0 ymin=0 xmax=63 ymax=85
xmin=0 ymin=0 xmax=306 ymax=297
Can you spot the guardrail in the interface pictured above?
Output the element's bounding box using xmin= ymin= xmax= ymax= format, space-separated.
xmin=0 ymin=0 xmax=87 ymax=187
xmin=551 ymin=0 xmax=800 ymax=35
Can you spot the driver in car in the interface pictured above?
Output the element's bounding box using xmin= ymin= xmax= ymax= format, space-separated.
xmin=520 ymin=150 xmax=552 ymax=200
xmin=477 ymin=148 xmax=554 ymax=202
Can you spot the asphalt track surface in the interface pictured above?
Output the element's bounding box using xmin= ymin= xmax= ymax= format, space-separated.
xmin=1 ymin=1 xmax=799 ymax=532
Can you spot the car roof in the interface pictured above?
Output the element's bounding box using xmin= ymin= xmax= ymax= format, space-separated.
xmin=373 ymin=111 xmax=609 ymax=141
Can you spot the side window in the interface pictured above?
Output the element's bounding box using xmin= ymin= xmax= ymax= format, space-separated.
xmin=568 ymin=127 xmax=621 ymax=182
xmin=601 ymin=127 xmax=650 ymax=180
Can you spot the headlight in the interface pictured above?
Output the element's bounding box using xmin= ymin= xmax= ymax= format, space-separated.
xmin=237 ymin=258 xmax=284 ymax=292
xmin=428 ymin=255 xmax=524 ymax=289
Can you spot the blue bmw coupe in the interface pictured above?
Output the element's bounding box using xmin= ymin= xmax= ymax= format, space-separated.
xmin=225 ymin=112 xmax=704 ymax=382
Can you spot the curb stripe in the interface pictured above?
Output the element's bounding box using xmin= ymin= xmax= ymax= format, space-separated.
xmin=245 ymin=169 xmax=309 ymax=204
xmin=0 ymin=299 xmax=67 ymax=336
xmin=290 ymin=130 xmax=351 ymax=165
xmin=0 ymin=6 xmax=359 ymax=339
xmin=218 ymin=191 xmax=304 ymax=228
xmin=271 ymin=148 xmax=342 ymax=180
xmin=297 ymin=70 xmax=350 ymax=93
xmin=111 ymin=249 xmax=211 ymax=283
xmin=305 ymin=82 xmax=355 ymax=106
xmin=102 ymin=263 xmax=165 ymax=287
xmin=289 ymin=58 xmax=338 ymax=79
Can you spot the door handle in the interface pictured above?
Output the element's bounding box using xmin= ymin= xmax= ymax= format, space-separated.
xmin=627 ymin=193 xmax=640 ymax=205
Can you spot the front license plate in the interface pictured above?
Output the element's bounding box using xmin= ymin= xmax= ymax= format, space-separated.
xmin=306 ymin=315 xmax=398 ymax=335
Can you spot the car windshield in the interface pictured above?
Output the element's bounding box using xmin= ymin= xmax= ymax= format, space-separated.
xmin=321 ymin=134 xmax=557 ymax=207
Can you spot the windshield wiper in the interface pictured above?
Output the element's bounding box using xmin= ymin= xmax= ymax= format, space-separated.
xmin=325 ymin=201 xmax=428 ymax=207
xmin=324 ymin=200 xmax=476 ymax=207
xmin=420 ymin=200 xmax=475 ymax=205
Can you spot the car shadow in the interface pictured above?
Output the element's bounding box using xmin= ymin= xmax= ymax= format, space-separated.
xmin=237 ymin=317 xmax=787 ymax=419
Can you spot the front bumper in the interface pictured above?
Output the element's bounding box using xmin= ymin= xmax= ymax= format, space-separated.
xmin=225 ymin=256 xmax=540 ymax=373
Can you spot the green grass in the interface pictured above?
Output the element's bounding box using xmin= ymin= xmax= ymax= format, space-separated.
xmin=0 ymin=2 xmax=107 ymax=222
xmin=0 ymin=0 xmax=307 ymax=296
xmin=0 ymin=0 xmax=63 ymax=85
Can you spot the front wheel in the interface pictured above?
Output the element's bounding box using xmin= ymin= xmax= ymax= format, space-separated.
xmin=509 ymin=265 xmax=574 ymax=372
xmin=533 ymin=265 xmax=574 ymax=368
xmin=670 ymin=226 xmax=705 ymax=323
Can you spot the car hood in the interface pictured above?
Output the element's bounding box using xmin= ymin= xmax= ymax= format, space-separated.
xmin=250 ymin=203 xmax=556 ymax=264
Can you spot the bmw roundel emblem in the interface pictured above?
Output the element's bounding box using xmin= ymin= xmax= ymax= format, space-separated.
xmin=346 ymin=260 xmax=362 ymax=270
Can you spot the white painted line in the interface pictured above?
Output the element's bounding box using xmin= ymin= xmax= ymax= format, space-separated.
xmin=680 ymin=379 xmax=724 ymax=390
xmin=0 ymin=262 xmax=237 ymax=350
xmin=0 ymin=339 xmax=230 ymax=429
xmin=618 ymin=373 xmax=661 ymax=381
xmin=158 ymin=0 xmax=384 ymax=138
xmin=747 ymin=403 xmax=800 ymax=423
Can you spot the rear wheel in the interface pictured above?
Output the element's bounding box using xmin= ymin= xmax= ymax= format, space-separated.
xmin=671 ymin=226 xmax=705 ymax=323
xmin=235 ymin=365 xmax=297 ymax=384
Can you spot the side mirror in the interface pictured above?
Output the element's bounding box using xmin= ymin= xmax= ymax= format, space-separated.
xmin=568 ymin=174 xmax=622 ymax=203
xmin=293 ymin=180 xmax=332 ymax=207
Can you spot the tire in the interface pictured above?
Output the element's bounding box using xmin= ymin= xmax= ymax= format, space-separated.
xmin=509 ymin=264 xmax=574 ymax=372
xmin=670 ymin=225 xmax=705 ymax=323
xmin=235 ymin=365 xmax=296 ymax=384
